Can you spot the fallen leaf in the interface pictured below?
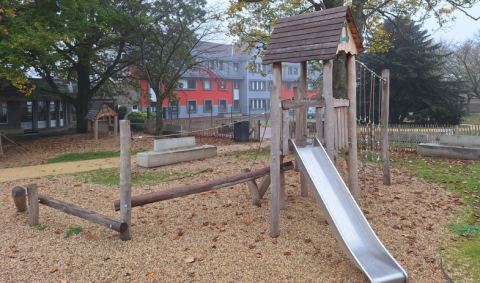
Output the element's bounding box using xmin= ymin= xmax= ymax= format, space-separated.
xmin=50 ymin=268 xmax=58 ymax=273
xmin=244 ymin=221 xmax=251 ymax=225
xmin=284 ymin=251 xmax=291 ymax=256
xmin=183 ymin=256 xmax=195 ymax=263
xmin=55 ymin=230 xmax=63 ymax=234
xmin=173 ymin=234 xmax=180 ymax=240
xmin=146 ymin=271 xmax=154 ymax=276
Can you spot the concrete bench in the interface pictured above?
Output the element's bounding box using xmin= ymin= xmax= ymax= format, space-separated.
xmin=439 ymin=135 xmax=480 ymax=148
xmin=137 ymin=137 xmax=217 ymax=168
xmin=418 ymin=143 xmax=480 ymax=160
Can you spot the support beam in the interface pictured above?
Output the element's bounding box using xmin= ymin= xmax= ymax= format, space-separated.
xmin=270 ymin=62 xmax=282 ymax=238
xmin=0 ymin=133 xmax=2 ymax=157
xmin=27 ymin=184 xmax=39 ymax=226
xmin=316 ymin=107 xmax=323 ymax=143
xmin=381 ymin=69 xmax=391 ymax=185
xmin=38 ymin=194 xmax=127 ymax=232
xmin=346 ymin=54 xmax=359 ymax=202
xmin=299 ymin=61 xmax=309 ymax=197
xmin=242 ymin=168 xmax=261 ymax=207
xmin=323 ymin=60 xmax=335 ymax=162
xmin=258 ymin=174 xmax=271 ymax=198
xmin=114 ymin=116 xmax=118 ymax=136
xmin=281 ymin=100 xmax=325 ymax=110
xmin=94 ymin=119 xmax=99 ymax=140
xmin=113 ymin=162 xmax=294 ymax=211
xmin=119 ymin=120 xmax=132 ymax=241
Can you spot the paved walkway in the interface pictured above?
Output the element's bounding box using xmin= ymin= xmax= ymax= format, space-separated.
xmin=0 ymin=142 xmax=269 ymax=183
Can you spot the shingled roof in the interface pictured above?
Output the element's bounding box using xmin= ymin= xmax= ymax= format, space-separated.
xmin=85 ymin=102 xmax=118 ymax=120
xmin=262 ymin=6 xmax=363 ymax=64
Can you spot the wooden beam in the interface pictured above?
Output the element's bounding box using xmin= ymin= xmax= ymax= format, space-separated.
xmin=0 ymin=132 xmax=2 ymax=157
xmin=27 ymin=184 xmax=39 ymax=226
xmin=258 ymin=174 xmax=271 ymax=198
xmin=346 ymin=54 xmax=359 ymax=202
xmin=381 ymin=69 xmax=391 ymax=185
xmin=242 ymin=168 xmax=261 ymax=207
xmin=334 ymin=99 xmax=350 ymax=108
xmin=12 ymin=186 xmax=27 ymax=212
xmin=0 ymin=132 xmax=28 ymax=151
xmin=270 ymin=62 xmax=282 ymax=238
xmin=114 ymin=116 xmax=118 ymax=136
xmin=282 ymin=109 xmax=290 ymax=155
xmin=281 ymin=100 xmax=325 ymax=110
xmin=113 ymin=162 xmax=294 ymax=211
xmin=316 ymin=107 xmax=323 ymax=143
xmin=119 ymin=120 xmax=132 ymax=241
xmin=38 ymin=194 xmax=127 ymax=232
xmin=299 ymin=61 xmax=309 ymax=197
xmin=94 ymin=119 xmax=99 ymax=140
xmin=323 ymin=59 xmax=335 ymax=162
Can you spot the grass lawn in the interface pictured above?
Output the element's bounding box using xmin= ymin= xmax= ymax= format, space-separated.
xmin=389 ymin=151 xmax=480 ymax=281
xmin=462 ymin=113 xmax=480 ymax=125
xmin=46 ymin=150 xmax=145 ymax=164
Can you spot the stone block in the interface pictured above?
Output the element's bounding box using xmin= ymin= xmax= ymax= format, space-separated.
xmin=418 ymin=143 xmax=480 ymax=160
xmin=439 ymin=135 xmax=480 ymax=148
xmin=154 ymin=137 xmax=195 ymax=152
xmin=137 ymin=145 xmax=217 ymax=168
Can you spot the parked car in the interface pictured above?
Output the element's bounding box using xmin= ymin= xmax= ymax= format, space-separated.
xmin=307 ymin=107 xmax=324 ymax=119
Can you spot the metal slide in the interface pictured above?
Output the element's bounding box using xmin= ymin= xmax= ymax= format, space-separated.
xmin=291 ymin=138 xmax=408 ymax=283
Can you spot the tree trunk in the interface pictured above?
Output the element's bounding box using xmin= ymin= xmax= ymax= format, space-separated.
xmin=155 ymin=100 xmax=164 ymax=137
xmin=74 ymin=103 xmax=89 ymax=134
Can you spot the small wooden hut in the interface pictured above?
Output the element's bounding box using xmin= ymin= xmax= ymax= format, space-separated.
xmin=85 ymin=102 xmax=119 ymax=140
xmin=262 ymin=6 xmax=364 ymax=237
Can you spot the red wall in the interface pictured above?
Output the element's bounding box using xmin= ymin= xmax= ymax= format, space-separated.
xmin=281 ymin=82 xmax=319 ymax=100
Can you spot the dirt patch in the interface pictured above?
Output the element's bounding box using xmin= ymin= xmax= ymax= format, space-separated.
xmin=0 ymin=146 xmax=457 ymax=282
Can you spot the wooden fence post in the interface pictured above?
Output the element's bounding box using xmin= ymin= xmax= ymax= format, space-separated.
xmin=346 ymin=54 xmax=359 ymax=201
xmin=381 ymin=69 xmax=391 ymax=185
xmin=120 ymin=120 xmax=132 ymax=241
xmin=12 ymin=186 xmax=27 ymax=212
xmin=27 ymin=184 xmax=39 ymax=226
xmin=0 ymin=133 xmax=3 ymax=157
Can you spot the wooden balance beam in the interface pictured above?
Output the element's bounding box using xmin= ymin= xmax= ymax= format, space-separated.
xmin=113 ymin=161 xmax=294 ymax=211
xmin=18 ymin=184 xmax=127 ymax=232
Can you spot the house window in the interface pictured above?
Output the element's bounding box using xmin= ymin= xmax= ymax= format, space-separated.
xmin=285 ymin=82 xmax=292 ymax=91
xmin=187 ymin=100 xmax=197 ymax=113
xmin=233 ymin=63 xmax=239 ymax=72
xmin=250 ymin=80 xmax=266 ymax=91
xmin=132 ymin=104 xmax=138 ymax=111
xmin=250 ymin=99 xmax=266 ymax=110
xmin=0 ymin=101 xmax=7 ymax=124
xmin=233 ymin=81 xmax=240 ymax=89
xmin=178 ymin=79 xmax=196 ymax=90
xmin=209 ymin=61 xmax=215 ymax=70
xmin=203 ymin=100 xmax=213 ymax=113
xmin=219 ymin=62 xmax=224 ymax=71
xmin=267 ymin=65 xmax=273 ymax=74
xmin=203 ymin=79 xmax=212 ymax=90
xmin=218 ymin=99 xmax=227 ymax=112
xmin=294 ymin=68 xmax=298 ymax=75
xmin=288 ymin=67 xmax=293 ymax=75
xmin=37 ymin=101 xmax=47 ymax=128
xmin=269 ymin=81 xmax=273 ymax=90
xmin=218 ymin=80 xmax=227 ymax=90
xmin=251 ymin=63 xmax=266 ymax=73
xmin=308 ymin=82 xmax=318 ymax=91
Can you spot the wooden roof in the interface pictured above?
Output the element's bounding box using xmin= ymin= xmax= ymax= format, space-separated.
xmin=85 ymin=102 xmax=118 ymax=120
xmin=262 ymin=6 xmax=364 ymax=64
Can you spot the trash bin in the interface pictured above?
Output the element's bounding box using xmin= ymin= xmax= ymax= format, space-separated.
xmin=234 ymin=121 xmax=250 ymax=142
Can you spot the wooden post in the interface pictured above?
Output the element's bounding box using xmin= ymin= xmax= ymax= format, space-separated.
xmin=299 ymin=61 xmax=309 ymax=197
xmin=114 ymin=116 xmax=118 ymax=136
xmin=282 ymin=109 xmax=290 ymax=155
xmin=107 ymin=116 xmax=111 ymax=136
xmin=346 ymin=54 xmax=359 ymax=202
xmin=270 ymin=63 xmax=282 ymax=238
xmin=242 ymin=168 xmax=261 ymax=207
xmin=0 ymin=133 xmax=3 ymax=157
xmin=316 ymin=107 xmax=323 ymax=143
xmin=12 ymin=186 xmax=27 ymax=212
xmin=27 ymin=184 xmax=39 ymax=226
xmin=120 ymin=120 xmax=132 ymax=241
xmin=258 ymin=174 xmax=271 ymax=198
xmin=323 ymin=60 xmax=335 ymax=162
xmin=94 ymin=119 xmax=99 ymax=140
xmin=293 ymin=87 xmax=301 ymax=172
xmin=381 ymin=69 xmax=391 ymax=185
xmin=279 ymin=156 xmax=286 ymax=210
xmin=87 ymin=119 xmax=91 ymax=132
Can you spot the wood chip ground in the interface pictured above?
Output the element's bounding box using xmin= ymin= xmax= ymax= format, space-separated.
xmin=0 ymin=134 xmax=458 ymax=282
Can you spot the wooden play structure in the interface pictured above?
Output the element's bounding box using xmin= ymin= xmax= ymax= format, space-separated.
xmin=85 ymin=102 xmax=118 ymax=140
xmin=261 ymin=5 xmax=364 ymax=237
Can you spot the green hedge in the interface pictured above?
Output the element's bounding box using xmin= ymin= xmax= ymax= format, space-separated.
xmin=127 ymin=111 xmax=156 ymax=122
xmin=130 ymin=123 xmax=144 ymax=132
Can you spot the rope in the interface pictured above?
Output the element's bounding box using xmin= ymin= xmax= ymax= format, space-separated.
xmin=355 ymin=60 xmax=386 ymax=82
xmin=132 ymin=112 xmax=268 ymax=139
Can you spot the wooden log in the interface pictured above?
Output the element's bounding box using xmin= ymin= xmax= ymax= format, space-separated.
xmin=316 ymin=107 xmax=323 ymax=143
xmin=120 ymin=120 xmax=132 ymax=241
xmin=12 ymin=186 xmax=27 ymax=212
xmin=283 ymin=109 xmax=291 ymax=155
xmin=270 ymin=63 xmax=282 ymax=238
xmin=281 ymin=100 xmax=325 ymax=110
xmin=381 ymin=69 xmax=391 ymax=185
xmin=258 ymin=174 xmax=271 ymax=198
xmin=27 ymin=184 xmax=39 ymax=226
xmin=324 ymin=60 xmax=334 ymax=162
xmin=346 ymin=54 xmax=359 ymax=202
xmin=38 ymin=194 xmax=127 ymax=232
xmin=242 ymin=168 xmax=261 ymax=207
xmin=280 ymin=155 xmax=286 ymax=210
xmin=113 ymin=162 xmax=294 ymax=211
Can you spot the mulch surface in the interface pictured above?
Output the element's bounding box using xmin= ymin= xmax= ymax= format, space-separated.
xmin=0 ymin=133 xmax=458 ymax=282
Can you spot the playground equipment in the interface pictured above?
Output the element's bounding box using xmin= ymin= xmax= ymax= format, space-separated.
xmin=261 ymin=6 xmax=407 ymax=282
xmin=85 ymin=102 xmax=119 ymax=140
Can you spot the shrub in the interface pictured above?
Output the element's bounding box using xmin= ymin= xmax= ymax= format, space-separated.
xmin=127 ymin=111 xmax=156 ymax=122
xmin=115 ymin=105 xmax=127 ymax=120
